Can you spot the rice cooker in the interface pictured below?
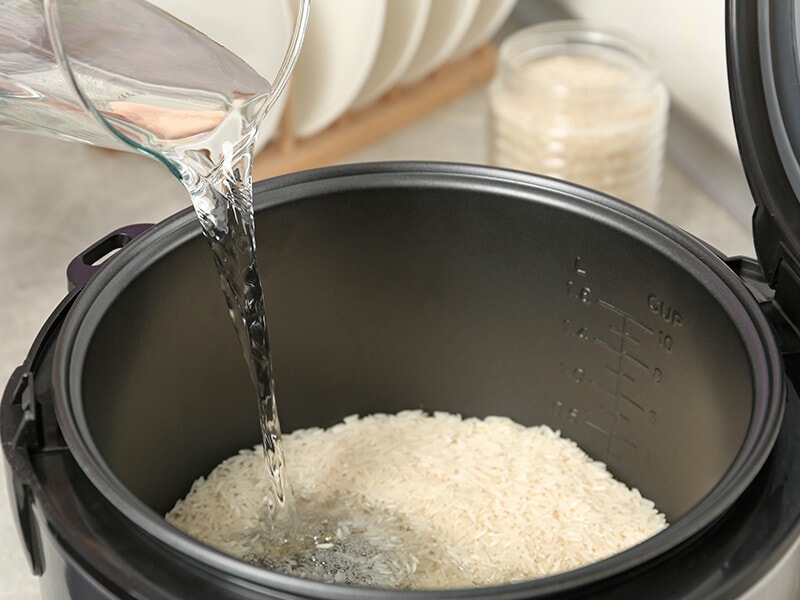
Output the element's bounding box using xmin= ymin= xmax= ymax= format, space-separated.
xmin=5 ymin=0 xmax=800 ymax=598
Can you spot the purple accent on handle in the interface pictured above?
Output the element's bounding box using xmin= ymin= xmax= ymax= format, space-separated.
xmin=66 ymin=223 xmax=153 ymax=292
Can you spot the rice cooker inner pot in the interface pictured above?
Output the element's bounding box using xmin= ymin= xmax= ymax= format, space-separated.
xmin=27 ymin=163 xmax=783 ymax=599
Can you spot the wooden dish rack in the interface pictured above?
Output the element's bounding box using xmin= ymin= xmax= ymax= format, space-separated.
xmin=252 ymin=44 xmax=498 ymax=181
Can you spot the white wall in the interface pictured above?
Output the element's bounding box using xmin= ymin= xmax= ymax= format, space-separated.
xmin=559 ymin=0 xmax=738 ymax=155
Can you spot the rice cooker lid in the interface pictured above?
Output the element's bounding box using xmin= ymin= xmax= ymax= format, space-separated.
xmin=728 ymin=0 xmax=800 ymax=309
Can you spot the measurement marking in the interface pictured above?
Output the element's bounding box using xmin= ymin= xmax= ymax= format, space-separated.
xmin=584 ymin=420 xmax=609 ymax=436
xmin=604 ymin=365 xmax=636 ymax=384
xmin=598 ymin=299 xmax=654 ymax=334
xmin=589 ymin=377 xmax=617 ymax=398
xmin=619 ymin=393 xmax=644 ymax=411
xmin=613 ymin=435 xmax=638 ymax=450
xmin=594 ymin=338 xmax=650 ymax=372
xmin=624 ymin=353 xmax=650 ymax=372
xmin=608 ymin=324 xmax=641 ymax=345
xmin=575 ymin=256 xmax=587 ymax=276
xmin=571 ymin=299 xmax=655 ymax=465
xmin=594 ymin=337 xmax=621 ymax=353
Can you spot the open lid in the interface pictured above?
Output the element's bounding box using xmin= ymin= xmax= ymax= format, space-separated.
xmin=728 ymin=0 xmax=800 ymax=311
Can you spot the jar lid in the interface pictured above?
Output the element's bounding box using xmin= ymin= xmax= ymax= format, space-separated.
xmin=728 ymin=0 xmax=800 ymax=306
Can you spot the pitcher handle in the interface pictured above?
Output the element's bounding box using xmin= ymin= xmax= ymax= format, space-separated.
xmin=262 ymin=0 xmax=311 ymax=118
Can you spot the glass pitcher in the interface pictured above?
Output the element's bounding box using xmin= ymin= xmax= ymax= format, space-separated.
xmin=0 ymin=0 xmax=309 ymax=176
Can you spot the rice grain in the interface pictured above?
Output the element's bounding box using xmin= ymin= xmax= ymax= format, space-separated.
xmin=166 ymin=411 xmax=667 ymax=589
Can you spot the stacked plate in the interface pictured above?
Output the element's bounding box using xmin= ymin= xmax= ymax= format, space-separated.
xmin=145 ymin=0 xmax=516 ymax=144
xmin=291 ymin=0 xmax=517 ymax=139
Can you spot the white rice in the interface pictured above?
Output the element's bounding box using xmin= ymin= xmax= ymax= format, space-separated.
xmin=166 ymin=410 xmax=667 ymax=588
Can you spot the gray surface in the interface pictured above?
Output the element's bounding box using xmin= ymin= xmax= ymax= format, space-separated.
xmin=0 ymin=88 xmax=755 ymax=599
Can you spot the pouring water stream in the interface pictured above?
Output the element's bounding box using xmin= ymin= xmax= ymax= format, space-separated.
xmin=3 ymin=0 xmax=404 ymax=580
xmin=43 ymin=0 xmax=308 ymax=526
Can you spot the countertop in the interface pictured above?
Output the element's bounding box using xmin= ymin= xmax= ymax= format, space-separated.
xmin=0 ymin=88 xmax=755 ymax=599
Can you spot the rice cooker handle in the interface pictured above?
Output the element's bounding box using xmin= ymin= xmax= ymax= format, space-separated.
xmin=1 ymin=277 xmax=80 ymax=577
xmin=66 ymin=223 xmax=153 ymax=291
xmin=2 ymin=368 xmax=45 ymax=576
xmin=1 ymin=224 xmax=150 ymax=577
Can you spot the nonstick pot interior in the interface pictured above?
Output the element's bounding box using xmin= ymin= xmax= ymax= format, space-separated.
xmin=56 ymin=163 xmax=782 ymax=595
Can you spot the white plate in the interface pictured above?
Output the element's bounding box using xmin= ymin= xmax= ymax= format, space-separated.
xmin=292 ymin=0 xmax=387 ymax=139
xmin=350 ymin=0 xmax=431 ymax=111
xmin=145 ymin=0 xmax=293 ymax=153
xmin=450 ymin=0 xmax=517 ymax=61
xmin=399 ymin=0 xmax=481 ymax=86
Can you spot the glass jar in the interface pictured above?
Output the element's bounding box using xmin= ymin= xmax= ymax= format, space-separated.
xmin=488 ymin=21 xmax=669 ymax=211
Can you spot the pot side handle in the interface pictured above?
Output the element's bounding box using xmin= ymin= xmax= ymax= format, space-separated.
xmin=66 ymin=223 xmax=153 ymax=291
xmin=2 ymin=223 xmax=153 ymax=578
xmin=2 ymin=366 xmax=49 ymax=576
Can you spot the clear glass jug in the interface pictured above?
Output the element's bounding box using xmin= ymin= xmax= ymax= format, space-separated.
xmin=0 ymin=0 xmax=309 ymax=176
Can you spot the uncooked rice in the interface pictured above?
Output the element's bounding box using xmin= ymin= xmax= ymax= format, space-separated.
xmin=166 ymin=410 xmax=667 ymax=588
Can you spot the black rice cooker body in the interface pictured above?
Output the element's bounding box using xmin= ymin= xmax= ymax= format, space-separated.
xmin=7 ymin=0 xmax=800 ymax=595
xmin=4 ymin=161 xmax=800 ymax=600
